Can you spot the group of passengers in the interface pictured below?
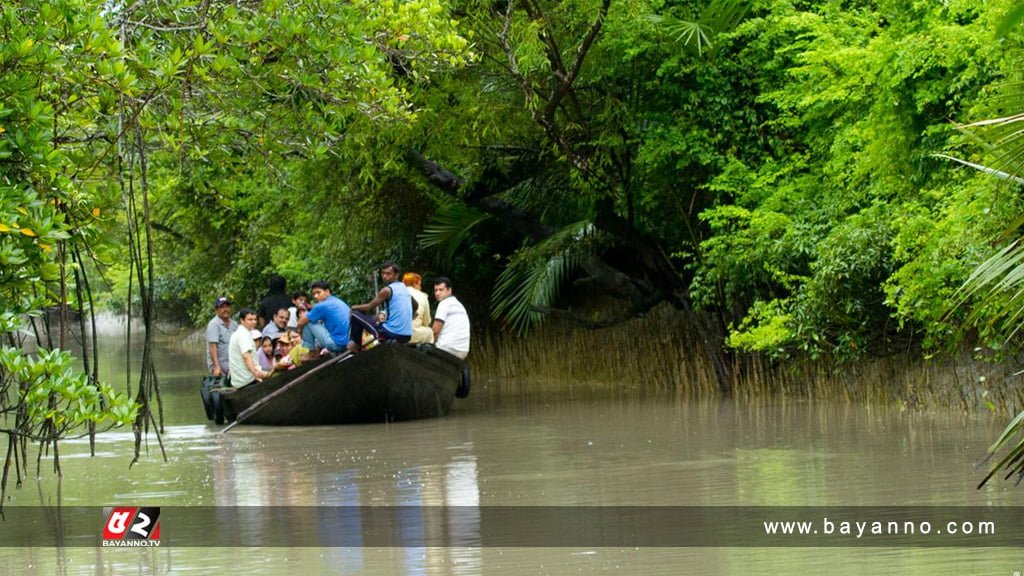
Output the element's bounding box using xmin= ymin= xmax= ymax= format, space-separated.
xmin=205 ymin=263 xmax=470 ymax=388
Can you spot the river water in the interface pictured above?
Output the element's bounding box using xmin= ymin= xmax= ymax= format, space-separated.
xmin=0 ymin=324 xmax=1020 ymax=574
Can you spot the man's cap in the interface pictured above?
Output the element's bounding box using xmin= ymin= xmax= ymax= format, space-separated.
xmin=214 ymin=296 xmax=232 ymax=308
xmin=250 ymin=329 xmax=263 ymax=340
xmin=278 ymin=332 xmax=295 ymax=344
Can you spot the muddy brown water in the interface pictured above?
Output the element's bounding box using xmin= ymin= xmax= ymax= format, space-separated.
xmin=0 ymin=325 xmax=1020 ymax=575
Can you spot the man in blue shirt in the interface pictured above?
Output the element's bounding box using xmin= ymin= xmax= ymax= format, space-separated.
xmin=349 ymin=261 xmax=413 ymax=351
xmin=296 ymin=280 xmax=351 ymax=353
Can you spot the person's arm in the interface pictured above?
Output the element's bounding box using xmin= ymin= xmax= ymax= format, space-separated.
xmin=431 ymin=319 xmax=444 ymax=341
xmin=243 ymin=351 xmax=269 ymax=380
xmin=352 ymin=287 xmax=391 ymax=314
xmin=208 ymin=342 xmax=223 ymax=376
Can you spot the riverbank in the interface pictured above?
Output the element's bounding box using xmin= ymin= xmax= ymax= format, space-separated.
xmin=470 ymin=305 xmax=1022 ymax=413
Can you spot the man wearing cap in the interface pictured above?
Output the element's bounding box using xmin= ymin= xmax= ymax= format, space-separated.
xmin=206 ymin=296 xmax=238 ymax=377
xmin=229 ymin=307 xmax=272 ymax=387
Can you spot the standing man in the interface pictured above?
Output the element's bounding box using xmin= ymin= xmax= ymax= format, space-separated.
xmin=229 ymin=308 xmax=272 ymax=387
xmin=257 ymin=274 xmax=292 ymax=329
xmin=297 ymin=280 xmax=351 ymax=353
xmin=432 ymin=277 xmax=470 ymax=360
xmin=206 ymin=296 xmax=237 ymax=377
xmin=403 ymin=272 xmax=434 ymax=344
xmin=350 ymin=262 xmax=413 ymax=350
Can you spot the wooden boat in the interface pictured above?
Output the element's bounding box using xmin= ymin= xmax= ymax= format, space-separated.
xmin=202 ymin=343 xmax=469 ymax=426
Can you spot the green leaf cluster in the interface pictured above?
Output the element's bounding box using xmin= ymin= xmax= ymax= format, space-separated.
xmin=0 ymin=346 xmax=137 ymax=436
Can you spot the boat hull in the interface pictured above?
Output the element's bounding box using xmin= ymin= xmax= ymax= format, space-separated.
xmin=219 ymin=343 xmax=466 ymax=425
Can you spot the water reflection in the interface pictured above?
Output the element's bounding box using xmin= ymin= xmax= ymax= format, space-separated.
xmin=206 ymin=431 xmax=484 ymax=572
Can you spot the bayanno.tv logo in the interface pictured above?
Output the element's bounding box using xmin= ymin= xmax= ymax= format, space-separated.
xmin=101 ymin=507 xmax=162 ymax=547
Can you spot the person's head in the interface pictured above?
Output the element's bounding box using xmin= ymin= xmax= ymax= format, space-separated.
xmin=268 ymin=274 xmax=287 ymax=294
xmin=291 ymin=291 xmax=309 ymax=306
xmin=433 ymin=277 xmax=453 ymax=301
xmin=402 ymin=272 xmax=422 ymax=289
xmin=260 ymin=336 xmax=274 ymax=355
xmin=275 ymin=332 xmax=293 ymax=357
xmin=310 ymin=281 xmax=331 ymax=303
xmin=214 ymin=296 xmax=232 ymax=319
xmin=279 ymin=330 xmax=297 ymax=350
xmin=251 ymin=329 xmax=263 ymax=345
xmin=270 ymin=307 xmax=289 ymax=329
xmin=238 ymin=307 xmax=258 ymax=329
xmin=380 ymin=262 xmax=401 ymax=284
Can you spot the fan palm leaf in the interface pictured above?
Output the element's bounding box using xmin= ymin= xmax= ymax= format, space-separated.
xmin=646 ymin=0 xmax=749 ymax=56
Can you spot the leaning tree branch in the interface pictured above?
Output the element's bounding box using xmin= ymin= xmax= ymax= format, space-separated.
xmin=542 ymin=0 xmax=610 ymax=125
xmin=406 ymin=148 xmax=556 ymax=242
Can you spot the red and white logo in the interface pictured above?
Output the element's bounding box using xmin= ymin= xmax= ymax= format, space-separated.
xmin=102 ymin=507 xmax=161 ymax=546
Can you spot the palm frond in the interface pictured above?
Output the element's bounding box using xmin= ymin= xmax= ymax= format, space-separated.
xmin=646 ymin=14 xmax=714 ymax=56
xmin=997 ymin=4 xmax=1024 ymax=38
xmin=931 ymin=153 xmax=1024 ymax=185
xmin=700 ymin=0 xmax=750 ymax=37
xmin=491 ymin=220 xmax=596 ymax=333
xmin=978 ymin=410 xmax=1024 ymax=488
xmin=958 ymin=3 xmax=1024 ymax=491
xmin=646 ymin=0 xmax=749 ymax=56
xmin=953 ymin=114 xmax=1024 ymax=182
xmin=952 ymin=240 xmax=1024 ymax=341
xmin=499 ymin=173 xmax=582 ymax=225
xmin=418 ymin=203 xmax=490 ymax=264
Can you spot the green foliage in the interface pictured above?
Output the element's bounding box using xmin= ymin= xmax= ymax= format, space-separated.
xmin=57 ymin=0 xmax=478 ymax=314
xmin=7 ymin=0 xmax=1024 ymax=391
xmin=689 ymin=0 xmax=1018 ymax=359
xmin=0 ymin=346 xmax=138 ymax=435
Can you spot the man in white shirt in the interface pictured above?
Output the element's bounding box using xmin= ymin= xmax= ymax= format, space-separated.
xmin=229 ymin=308 xmax=272 ymax=387
xmin=431 ymin=277 xmax=470 ymax=360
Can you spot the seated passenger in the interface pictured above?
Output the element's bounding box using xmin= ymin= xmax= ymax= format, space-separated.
xmin=432 ymin=276 xmax=470 ymax=360
xmin=255 ymin=336 xmax=275 ymax=371
xmin=275 ymin=330 xmax=312 ymax=370
xmin=297 ymin=281 xmax=351 ymax=353
xmin=287 ymin=291 xmax=309 ymax=329
xmin=228 ymin=308 xmax=272 ymax=387
xmin=403 ymin=272 xmax=434 ymax=344
xmin=262 ymin=307 xmax=289 ymax=340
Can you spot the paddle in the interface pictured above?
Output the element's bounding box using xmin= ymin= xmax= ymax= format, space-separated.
xmin=222 ymin=348 xmax=357 ymax=432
